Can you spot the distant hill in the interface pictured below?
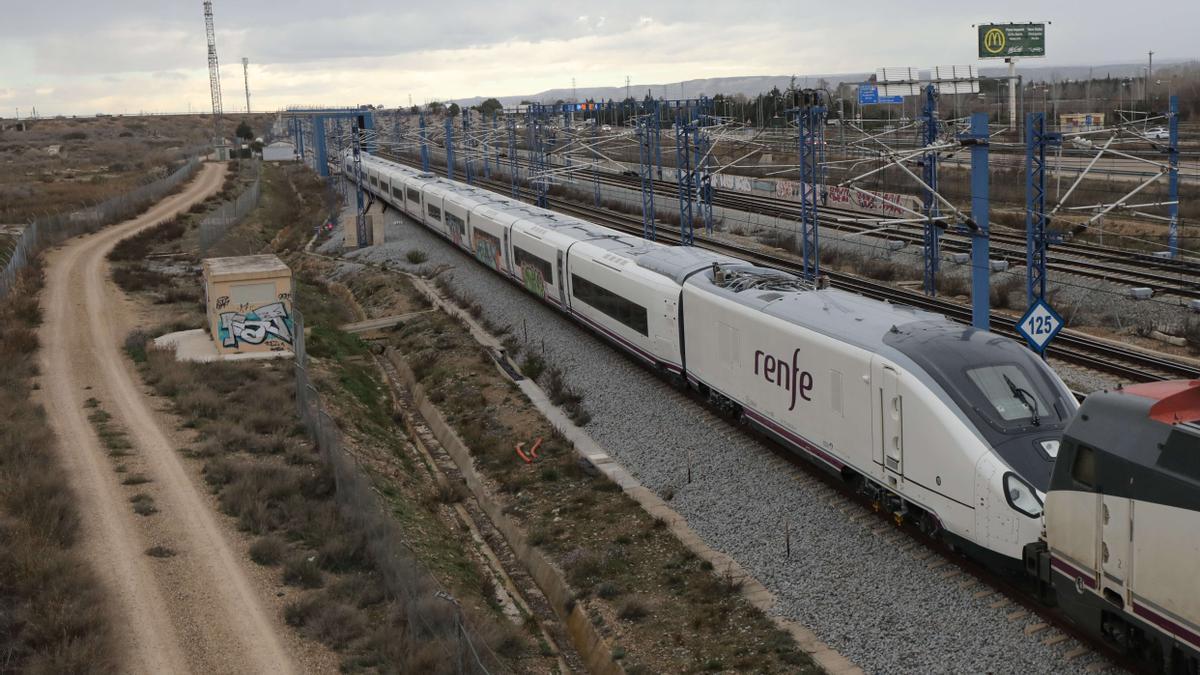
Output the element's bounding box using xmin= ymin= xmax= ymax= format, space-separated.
xmin=449 ymin=60 xmax=1196 ymax=107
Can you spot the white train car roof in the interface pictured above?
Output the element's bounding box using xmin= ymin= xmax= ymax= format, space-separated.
xmin=687 ymin=264 xmax=946 ymax=357
xmin=628 ymin=245 xmax=744 ymax=284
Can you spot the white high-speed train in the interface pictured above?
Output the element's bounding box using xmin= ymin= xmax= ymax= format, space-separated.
xmin=349 ymin=151 xmax=1079 ymax=566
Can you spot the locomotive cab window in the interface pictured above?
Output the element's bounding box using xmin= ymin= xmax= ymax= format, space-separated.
xmin=427 ymin=203 xmax=442 ymax=221
xmin=571 ymin=274 xmax=648 ymax=336
xmin=407 ymin=187 xmax=421 ymax=203
xmin=1071 ymin=445 xmax=1096 ymax=489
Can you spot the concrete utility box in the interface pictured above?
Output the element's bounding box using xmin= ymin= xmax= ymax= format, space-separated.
xmin=343 ymin=214 xmax=378 ymax=249
xmin=202 ymin=254 xmax=295 ymax=356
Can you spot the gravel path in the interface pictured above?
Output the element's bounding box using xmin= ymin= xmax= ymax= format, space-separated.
xmin=38 ymin=164 xmax=302 ymax=674
xmin=330 ymin=206 xmax=1118 ymax=674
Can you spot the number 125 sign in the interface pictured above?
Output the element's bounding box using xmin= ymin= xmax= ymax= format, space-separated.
xmin=1016 ymin=300 xmax=1064 ymax=354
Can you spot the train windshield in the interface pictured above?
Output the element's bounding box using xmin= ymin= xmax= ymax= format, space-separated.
xmin=884 ymin=322 xmax=1077 ymax=491
xmin=965 ymin=364 xmax=1055 ymax=427
xmin=883 ymin=322 xmax=1076 ymax=436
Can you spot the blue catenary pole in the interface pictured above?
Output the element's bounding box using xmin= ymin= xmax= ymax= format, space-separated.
xmin=1168 ymin=95 xmax=1179 ymax=258
xmin=314 ymin=116 xmax=329 ymax=177
xmin=351 ymin=119 xmax=367 ymax=248
xmin=444 ymin=116 xmax=455 ymax=181
xmin=591 ymin=124 xmax=601 ymax=207
xmin=922 ymin=85 xmax=940 ymax=296
xmin=419 ymin=110 xmax=430 ymax=173
xmin=652 ymin=101 xmax=663 ymax=180
xmin=481 ymin=111 xmax=491 ymax=180
xmin=1025 ymin=112 xmax=1047 ymax=305
xmin=968 ymin=112 xmax=990 ymax=331
xmin=462 ymin=110 xmax=473 ymax=185
xmin=675 ymin=114 xmax=695 ymax=245
xmin=296 ymin=117 xmax=306 ymax=165
xmin=637 ymin=109 xmax=657 ymax=241
xmin=506 ymin=114 xmax=519 ymax=199
xmin=797 ymin=103 xmax=825 ymax=282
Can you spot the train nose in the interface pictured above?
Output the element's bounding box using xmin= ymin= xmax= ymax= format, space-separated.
xmin=993 ymin=433 xmax=1060 ymax=492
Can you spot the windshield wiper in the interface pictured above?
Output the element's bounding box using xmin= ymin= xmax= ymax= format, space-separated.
xmin=1004 ymin=374 xmax=1041 ymax=426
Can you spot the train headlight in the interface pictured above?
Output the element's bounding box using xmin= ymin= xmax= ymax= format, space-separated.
xmin=1003 ymin=472 xmax=1043 ymax=519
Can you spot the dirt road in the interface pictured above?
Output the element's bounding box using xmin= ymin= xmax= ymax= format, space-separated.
xmin=38 ymin=162 xmax=297 ymax=674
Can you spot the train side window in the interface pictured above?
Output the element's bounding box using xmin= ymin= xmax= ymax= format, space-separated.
xmin=407 ymin=187 xmax=420 ymax=203
xmin=514 ymin=246 xmax=553 ymax=284
xmin=392 ymin=186 xmax=404 ymax=201
xmin=571 ymin=274 xmax=648 ymax=336
xmin=427 ymin=203 xmax=442 ymax=222
xmin=1072 ymin=445 xmax=1096 ymax=488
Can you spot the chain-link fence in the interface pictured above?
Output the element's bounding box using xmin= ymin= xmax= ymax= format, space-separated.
xmin=292 ymin=309 xmax=500 ymax=674
xmin=0 ymin=154 xmax=203 ymax=300
xmin=199 ymin=161 xmax=263 ymax=255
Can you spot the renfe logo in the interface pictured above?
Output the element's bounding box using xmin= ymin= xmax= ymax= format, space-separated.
xmin=754 ymin=348 xmax=814 ymax=411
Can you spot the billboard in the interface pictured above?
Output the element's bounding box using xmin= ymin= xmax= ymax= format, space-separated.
xmin=977 ymin=23 xmax=1045 ymax=59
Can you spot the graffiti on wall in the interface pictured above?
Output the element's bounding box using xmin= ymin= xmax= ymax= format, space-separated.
xmin=825 ymin=186 xmax=921 ymax=217
xmin=217 ymin=300 xmax=294 ymax=351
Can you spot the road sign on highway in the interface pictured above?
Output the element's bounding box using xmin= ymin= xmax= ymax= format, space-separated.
xmin=977 ymin=23 xmax=1046 ymax=59
xmin=1016 ymin=299 xmax=1064 ymax=354
xmin=859 ymin=85 xmax=903 ymax=105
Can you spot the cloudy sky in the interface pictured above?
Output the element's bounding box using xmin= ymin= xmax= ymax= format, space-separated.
xmin=2 ymin=0 xmax=1196 ymax=116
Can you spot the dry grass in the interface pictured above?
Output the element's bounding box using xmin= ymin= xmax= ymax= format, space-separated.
xmin=136 ymin=275 xmax=526 ymax=671
xmin=387 ymin=292 xmax=817 ymax=673
xmin=0 ymin=113 xmax=272 ymax=223
xmin=108 ymin=217 xmax=185 ymax=262
xmin=0 ymin=265 xmax=118 ymax=672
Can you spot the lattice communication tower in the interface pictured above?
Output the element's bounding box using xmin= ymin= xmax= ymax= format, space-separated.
xmin=203 ymin=1 xmax=223 ymax=140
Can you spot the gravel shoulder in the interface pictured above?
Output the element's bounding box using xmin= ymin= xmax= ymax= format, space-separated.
xmin=37 ymin=162 xmax=298 ymax=674
xmin=330 ymin=205 xmax=1121 ymax=674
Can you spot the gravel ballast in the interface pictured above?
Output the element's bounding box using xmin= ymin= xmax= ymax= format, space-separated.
xmin=325 ymin=205 xmax=1118 ymax=674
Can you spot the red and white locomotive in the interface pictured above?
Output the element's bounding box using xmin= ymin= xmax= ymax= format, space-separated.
xmin=1027 ymin=381 xmax=1200 ymax=672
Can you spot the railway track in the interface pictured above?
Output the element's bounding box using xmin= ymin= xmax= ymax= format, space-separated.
xmin=500 ymin=154 xmax=1200 ymax=298
xmin=380 ymin=151 xmax=1200 ymax=385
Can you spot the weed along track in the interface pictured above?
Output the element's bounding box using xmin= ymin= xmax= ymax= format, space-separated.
xmin=311 ymin=255 xmax=824 ymax=673
xmin=375 ymin=353 xmax=581 ymax=673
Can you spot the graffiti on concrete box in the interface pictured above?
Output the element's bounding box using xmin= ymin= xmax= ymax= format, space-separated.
xmin=218 ymin=301 xmax=294 ymax=350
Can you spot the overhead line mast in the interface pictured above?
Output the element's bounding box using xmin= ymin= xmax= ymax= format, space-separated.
xmin=203 ymin=1 xmax=223 ymax=142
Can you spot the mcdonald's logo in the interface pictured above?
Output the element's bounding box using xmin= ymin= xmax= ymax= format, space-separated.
xmin=983 ymin=28 xmax=1006 ymax=54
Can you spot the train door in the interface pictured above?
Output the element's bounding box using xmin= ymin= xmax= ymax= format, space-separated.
xmin=502 ymin=227 xmax=512 ymax=276
xmin=657 ymin=296 xmax=678 ymax=357
xmin=880 ymin=365 xmax=903 ymax=479
xmin=1099 ymin=494 xmax=1132 ymax=602
xmin=556 ymin=251 xmax=568 ymax=307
